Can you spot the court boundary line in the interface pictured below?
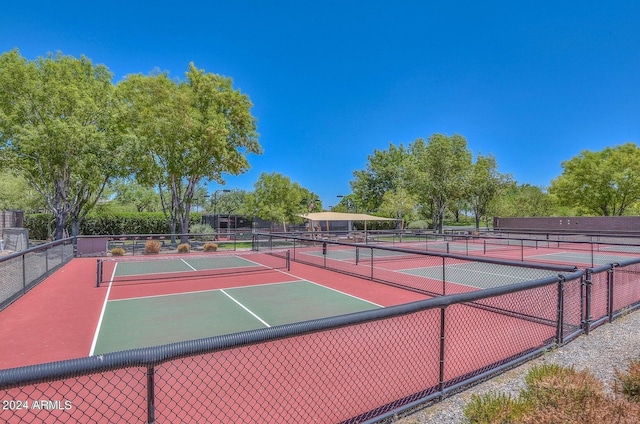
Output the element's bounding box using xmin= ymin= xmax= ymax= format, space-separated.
xmin=104 ymin=255 xmax=281 ymax=281
xmin=181 ymin=258 xmax=197 ymax=271
xmin=220 ymin=289 xmax=271 ymax=328
xmin=89 ymin=263 xmax=118 ymax=356
xmin=107 ymin=279 xmax=305 ymax=302
xmin=304 ymin=280 xmax=383 ymax=308
xmin=398 ymin=262 xmax=546 ymax=282
xmin=261 ymin=261 xmax=385 ymax=308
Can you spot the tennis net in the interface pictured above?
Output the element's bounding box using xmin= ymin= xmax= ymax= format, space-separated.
xmin=96 ymin=250 xmax=290 ymax=287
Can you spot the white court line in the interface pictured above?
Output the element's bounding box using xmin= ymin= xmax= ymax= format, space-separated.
xmin=267 ymin=262 xmax=384 ymax=308
xmin=108 ymin=279 xmax=303 ymax=302
xmin=181 ymin=258 xmax=198 ymax=271
xmin=221 ymin=289 xmax=271 ymax=328
xmin=89 ymin=262 xmax=118 ymax=356
xmin=304 ymin=280 xmax=383 ymax=308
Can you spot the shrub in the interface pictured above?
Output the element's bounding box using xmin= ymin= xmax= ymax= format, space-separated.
xmin=464 ymin=392 xmax=527 ymax=423
xmin=145 ymin=240 xmax=162 ymax=254
xmin=110 ymin=247 xmax=125 ymax=256
xmin=203 ymin=242 xmax=218 ymax=252
xmin=407 ymin=220 xmax=430 ymax=230
xmin=464 ymin=363 xmax=640 ymax=424
xmin=177 ymin=243 xmax=190 ymax=253
xmin=615 ymin=358 xmax=640 ymax=402
xmin=190 ymin=223 xmax=215 ymax=239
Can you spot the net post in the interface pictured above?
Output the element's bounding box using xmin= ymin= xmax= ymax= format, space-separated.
xmin=96 ymin=259 xmax=102 ymax=288
xmin=286 ymin=250 xmax=291 ymax=272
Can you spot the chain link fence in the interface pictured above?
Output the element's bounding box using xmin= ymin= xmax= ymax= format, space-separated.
xmin=2 ymin=234 xmax=640 ymax=422
xmin=0 ymin=238 xmax=74 ymax=311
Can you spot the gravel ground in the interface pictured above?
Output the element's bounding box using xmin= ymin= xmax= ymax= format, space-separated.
xmin=393 ymin=308 xmax=640 ymax=424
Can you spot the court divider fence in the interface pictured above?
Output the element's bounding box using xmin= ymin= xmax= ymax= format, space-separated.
xmin=317 ymin=229 xmax=640 ymax=267
xmin=0 ymin=237 xmax=74 ymax=312
xmin=1 ymin=234 xmax=640 ymax=423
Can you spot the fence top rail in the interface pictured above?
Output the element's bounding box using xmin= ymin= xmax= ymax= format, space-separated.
xmin=0 ymin=267 xmax=583 ymax=391
xmin=614 ymin=257 xmax=640 ymax=268
xmin=0 ymin=237 xmax=73 ymax=264
xmin=256 ymin=232 xmax=579 ymax=273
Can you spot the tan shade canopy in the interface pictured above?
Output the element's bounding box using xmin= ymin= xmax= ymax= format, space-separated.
xmin=299 ymin=212 xmax=396 ymax=222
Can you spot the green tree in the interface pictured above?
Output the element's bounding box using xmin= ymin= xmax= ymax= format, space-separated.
xmin=0 ymin=50 xmax=128 ymax=239
xmin=0 ymin=171 xmax=46 ymax=212
xmin=351 ymin=143 xmax=411 ymax=213
xmin=410 ymin=134 xmax=472 ymax=233
xmin=378 ymin=187 xmax=417 ymax=229
xmin=467 ymin=153 xmax=513 ymax=229
xmin=246 ymin=172 xmax=319 ymax=231
xmin=549 ymin=143 xmax=640 ymax=216
xmin=492 ymin=184 xmax=553 ymax=218
xmin=118 ymin=63 xmax=261 ymax=241
xmin=108 ymin=179 xmax=162 ymax=212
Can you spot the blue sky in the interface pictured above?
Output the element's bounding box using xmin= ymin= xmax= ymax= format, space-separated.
xmin=2 ymin=1 xmax=639 ymax=208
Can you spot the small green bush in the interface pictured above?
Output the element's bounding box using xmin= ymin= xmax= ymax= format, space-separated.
xmin=177 ymin=243 xmax=190 ymax=253
xmin=464 ymin=392 xmax=527 ymax=423
xmin=615 ymin=358 xmax=640 ymax=402
xmin=110 ymin=247 xmax=125 ymax=256
xmin=145 ymin=240 xmax=162 ymax=254
xmin=407 ymin=220 xmax=430 ymax=230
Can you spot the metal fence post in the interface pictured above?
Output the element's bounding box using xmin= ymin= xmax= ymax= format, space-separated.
xmin=556 ymin=275 xmax=565 ymax=344
xmin=442 ymin=257 xmax=446 ymax=295
xmin=147 ymin=365 xmax=155 ymax=424
xmin=608 ymin=266 xmax=615 ymax=323
xmin=583 ymin=269 xmax=592 ymax=335
xmin=438 ymin=307 xmax=446 ymax=399
xmin=22 ymin=254 xmax=26 ymax=292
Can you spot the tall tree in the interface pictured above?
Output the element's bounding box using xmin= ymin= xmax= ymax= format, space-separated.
xmin=410 ymin=134 xmax=472 ymax=233
xmin=0 ymin=50 xmax=128 ymax=239
xmin=118 ymin=63 xmax=261 ymax=241
xmin=108 ymin=179 xmax=162 ymax=212
xmin=491 ymin=184 xmax=553 ymax=218
xmin=549 ymin=143 xmax=640 ymax=216
xmin=246 ymin=172 xmax=319 ymax=231
xmin=350 ymin=143 xmax=411 ymax=213
xmin=378 ymin=187 xmax=417 ymax=229
xmin=467 ymin=153 xmax=513 ymax=229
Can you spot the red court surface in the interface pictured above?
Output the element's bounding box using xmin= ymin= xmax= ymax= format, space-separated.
xmin=0 ymin=256 xmax=428 ymax=370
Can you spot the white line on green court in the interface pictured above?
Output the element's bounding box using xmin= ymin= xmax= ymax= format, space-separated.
xmin=305 ymin=280 xmax=383 ymax=308
xmin=181 ymin=258 xmax=197 ymax=271
xmin=265 ymin=262 xmax=384 ymax=308
xmin=220 ymin=289 xmax=271 ymax=328
xmin=90 ymin=262 xmax=118 ymax=356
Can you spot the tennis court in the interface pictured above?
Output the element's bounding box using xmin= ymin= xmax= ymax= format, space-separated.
xmin=92 ymin=253 xmax=381 ymax=354
xmin=398 ymin=262 xmax=561 ymax=290
xmin=525 ymin=251 xmax=637 ymax=266
xmin=296 ymin=246 xmax=563 ymax=292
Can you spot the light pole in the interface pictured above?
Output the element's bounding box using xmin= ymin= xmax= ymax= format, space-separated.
xmin=337 ymin=195 xmax=356 ymax=213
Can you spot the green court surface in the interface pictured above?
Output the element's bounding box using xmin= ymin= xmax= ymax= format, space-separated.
xmin=92 ymin=280 xmax=379 ymax=355
xmin=110 ymin=255 xmax=268 ymax=277
xmin=398 ymin=262 xmax=560 ymax=289
xmin=526 ymin=251 xmax=634 ymax=266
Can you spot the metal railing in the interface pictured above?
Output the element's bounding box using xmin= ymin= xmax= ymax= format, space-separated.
xmin=0 ymin=238 xmax=74 ymax=311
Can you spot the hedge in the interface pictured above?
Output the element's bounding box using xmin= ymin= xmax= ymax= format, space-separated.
xmin=24 ymin=212 xmax=203 ymax=240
